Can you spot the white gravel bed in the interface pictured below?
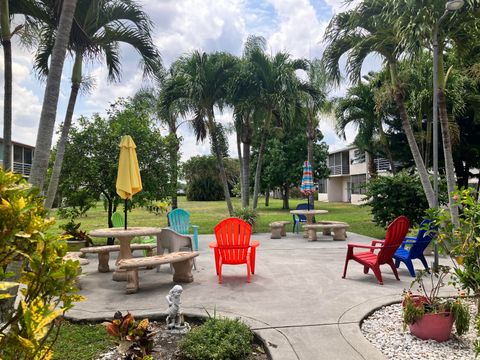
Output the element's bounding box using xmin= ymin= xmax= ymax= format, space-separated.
xmin=361 ymin=300 xmax=477 ymax=360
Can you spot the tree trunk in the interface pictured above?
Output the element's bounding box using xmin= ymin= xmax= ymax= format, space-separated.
xmin=236 ymin=130 xmax=244 ymax=206
xmin=253 ymin=111 xmax=271 ymax=209
xmin=265 ymin=186 xmax=270 ymax=207
xmin=438 ymin=88 xmax=459 ymax=226
xmin=1 ymin=0 xmax=12 ymax=171
xmin=170 ymin=133 xmax=179 ymax=210
xmin=242 ymin=141 xmax=251 ymax=208
xmin=29 ymin=0 xmax=78 ymax=190
xmin=389 ymin=62 xmax=435 ymax=208
xmin=45 ymin=53 xmax=82 ymax=209
xmin=105 ymin=192 xmax=114 ymax=245
xmin=367 ymin=151 xmax=377 ymax=178
xmin=282 ymin=184 xmax=289 ymax=210
xmin=252 ymin=130 xmax=267 ymax=209
xmin=209 ymin=117 xmax=233 ymax=215
xmin=307 ymin=114 xmax=315 ymax=210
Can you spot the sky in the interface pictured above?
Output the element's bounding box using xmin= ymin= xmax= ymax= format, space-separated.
xmin=0 ymin=0 xmax=381 ymax=160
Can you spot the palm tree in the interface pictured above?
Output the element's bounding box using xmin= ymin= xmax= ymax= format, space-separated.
xmin=390 ymin=0 xmax=480 ymax=225
xmin=228 ymin=35 xmax=265 ymax=208
xmin=249 ymin=50 xmax=309 ymax=209
xmin=29 ymin=0 xmax=78 ymax=189
xmin=323 ymin=0 xmax=436 ymax=207
xmin=40 ymin=0 xmax=161 ymax=209
xmin=161 ymin=51 xmax=236 ymax=215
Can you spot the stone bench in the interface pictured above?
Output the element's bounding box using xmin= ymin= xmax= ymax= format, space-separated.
xmin=63 ymin=251 xmax=90 ymax=265
xmin=117 ymin=251 xmax=199 ymax=294
xmin=80 ymin=244 xmax=157 ymax=273
xmin=303 ymin=222 xmax=349 ymax=241
xmin=269 ymin=221 xmax=290 ymax=239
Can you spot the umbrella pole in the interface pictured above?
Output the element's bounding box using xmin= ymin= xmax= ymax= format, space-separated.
xmin=124 ymin=199 xmax=128 ymax=230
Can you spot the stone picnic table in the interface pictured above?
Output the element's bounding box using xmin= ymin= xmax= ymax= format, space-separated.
xmin=89 ymin=227 xmax=162 ymax=281
xmin=289 ymin=209 xmax=328 ymax=238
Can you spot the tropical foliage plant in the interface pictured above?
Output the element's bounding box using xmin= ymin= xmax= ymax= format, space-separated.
xmin=0 ymin=168 xmax=83 ymax=359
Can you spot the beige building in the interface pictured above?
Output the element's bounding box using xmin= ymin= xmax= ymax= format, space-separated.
xmin=318 ymin=146 xmax=391 ymax=204
xmin=0 ymin=138 xmax=34 ymax=178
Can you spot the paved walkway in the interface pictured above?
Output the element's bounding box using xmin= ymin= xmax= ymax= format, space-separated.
xmin=67 ymin=231 xmax=438 ymax=360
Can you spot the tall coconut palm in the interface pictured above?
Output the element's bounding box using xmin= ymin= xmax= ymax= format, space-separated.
xmin=390 ymin=0 xmax=480 ymax=224
xmin=323 ymin=0 xmax=436 ymax=207
xmin=39 ymin=0 xmax=161 ymax=208
xmin=161 ymin=51 xmax=236 ymax=215
xmin=228 ymin=35 xmax=265 ymax=208
xmin=249 ymin=50 xmax=309 ymax=209
xmin=29 ymin=0 xmax=78 ymax=189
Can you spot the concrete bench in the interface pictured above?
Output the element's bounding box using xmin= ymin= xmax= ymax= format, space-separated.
xmin=63 ymin=251 xmax=90 ymax=265
xmin=117 ymin=251 xmax=199 ymax=294
xmin=269 ymin=221 xmax=290 ymax=239
xmin=303 ymin=222 xmax=349 ymax=241
xmin=80 ymin=244 xmax=157 ymax=273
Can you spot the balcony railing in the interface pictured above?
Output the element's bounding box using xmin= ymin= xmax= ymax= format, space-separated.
xmin=13 ymin=162 xmax=32 ymax=176
xmin=374 ymin=158 xmax=390 ymax=172
xmin=329 ymin=165 xmax=350 ymax=176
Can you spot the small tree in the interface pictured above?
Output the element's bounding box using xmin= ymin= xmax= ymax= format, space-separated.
xmin=0 ymin=169 xmax=82 ymax=359
xmin=59 ymin=99 xmax=172 ymax=239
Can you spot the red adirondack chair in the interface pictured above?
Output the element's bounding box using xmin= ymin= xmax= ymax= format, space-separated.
xmin=209 ymin=218 xmax=260 ymax=284
xmin=342 ymin=216 xmax=410 ymax=285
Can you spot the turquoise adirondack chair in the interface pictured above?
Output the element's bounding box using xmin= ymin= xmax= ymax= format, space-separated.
xmin=110 ymin=212 xmax=155 ymax=255
xmin=167 ymin=209 xmax=199 ymax=250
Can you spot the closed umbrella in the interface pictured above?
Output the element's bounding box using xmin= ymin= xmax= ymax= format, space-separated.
xmin=300 ymin=160 xmax=314 ymax=210
xmin=116 ymin=135 xmax=142 ymax=230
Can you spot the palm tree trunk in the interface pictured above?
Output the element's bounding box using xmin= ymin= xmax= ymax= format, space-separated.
xmin=438 ymin=88 xmax=459 ymax=226
xmin=45 ymin=53 xmax=82 ymax=209
xmin=253 ymin=111 xmax=271 ymax=209
xmin=389 ymin=63 xmax=435 ymax=207
xmin=170 ymin=134 xmax=179 ymax=210
xmin=209 ymin=116 xmax=234 ymax=215
xmin=242 ymin=141 xmax=250 ymax=207
xmin=307 ymin=114 xmax=315 ymax=209
xmin=236 ymin=129 xmax=245 ymax=206
xmin=1 ymin=0 xmax=12 ymax=171
xmin=367 ymin=151 xmax=377 ymax=178
xmin=29 ymin=0 xmax=78 ymax=190
xmin=252 ymin=129 xmax=267 ymax=209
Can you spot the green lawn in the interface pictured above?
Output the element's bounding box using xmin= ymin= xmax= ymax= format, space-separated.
xmin=54 ymin=197 xmax=386 ymax=243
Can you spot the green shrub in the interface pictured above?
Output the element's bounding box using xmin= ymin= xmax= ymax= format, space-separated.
xmin=363 ymin=171 xmax=429 ymax=227
xmin=179 ymin=317 xmax=253 ymax=360
xmin=233 ymin=207 xmax=259 ymax=227
xmin=0 ymin=169 xmax=83 ymax=359
xmin=186 ymin=178 xmax=225 ymax=201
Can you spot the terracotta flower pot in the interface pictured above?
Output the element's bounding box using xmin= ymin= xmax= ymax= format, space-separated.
xmin=409 ymin=312 xmax=454 ymax=342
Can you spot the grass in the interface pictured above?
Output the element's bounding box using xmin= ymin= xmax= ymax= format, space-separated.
xmin=54 ymin=197 xmax=386 ymax=243
xmin=52 ymin=322 xmax=112 ymax=360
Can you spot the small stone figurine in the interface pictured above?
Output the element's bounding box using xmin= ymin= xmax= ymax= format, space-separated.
xmin=165 ymin=285 xmax=190 ymax=333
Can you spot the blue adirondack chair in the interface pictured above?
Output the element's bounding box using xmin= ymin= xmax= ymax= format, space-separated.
xmin=393 ymin=220 xmax=436 ymax=277
xmin=292 ymin=203 xmax=312 ymax=233
xmin=167 ymin=208 xmax=199 ymax=250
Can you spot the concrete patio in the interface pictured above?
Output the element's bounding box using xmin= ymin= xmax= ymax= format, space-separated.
xmin=67 ymin=231 xmax=441 ymax=360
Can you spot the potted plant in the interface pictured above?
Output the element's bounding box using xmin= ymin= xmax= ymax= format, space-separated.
xmin=402 ymin=266 xmax=470 ymax=342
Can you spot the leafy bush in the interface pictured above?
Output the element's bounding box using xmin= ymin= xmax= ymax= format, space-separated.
xmin=59 ymin=219 xmax=94 ymax=246
xmin=233 ymin=207 xmax=259 ymax=227
xmin=144 ymin=200 xmax=170 ymax=216
xmin=179 ymin=316 xmax=253 ymax=360
xmin=363 ymin=171 xmax=429 ymax=227
xmin=186 ymin=178 xmax=225 ymax=201
xmin=0 ymin=169 xmax=83 ymax=359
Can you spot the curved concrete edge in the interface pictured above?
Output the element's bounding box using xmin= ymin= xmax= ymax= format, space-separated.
xmin=64 ymin=307 xmax=296 ymax=360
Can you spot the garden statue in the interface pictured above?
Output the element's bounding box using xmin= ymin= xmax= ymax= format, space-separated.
xmin=165 ymin=285 xmax=190 ymax=333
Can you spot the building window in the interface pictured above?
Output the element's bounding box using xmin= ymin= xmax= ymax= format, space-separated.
xmin=13 ymin=145 xmax=23 ymax=163
xmin=351 ymin=174 xmax=367 ymax=195
xmin=351 ymin=150 xmax=365 ymax=164
xmin=318 ymin=178 xmax=327 ymax=193
xmin=24 ymin=148 xmax=33 ymax=164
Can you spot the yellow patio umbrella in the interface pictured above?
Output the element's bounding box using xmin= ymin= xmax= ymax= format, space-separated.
xmin=116 ymin=135 xmax=142 ymax=229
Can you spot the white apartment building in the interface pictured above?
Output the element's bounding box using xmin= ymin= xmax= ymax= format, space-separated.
xmin=0 ymin=138 xmax=34 ymax=178
xmin=318 ymin=146 xmax=391 ymax=204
